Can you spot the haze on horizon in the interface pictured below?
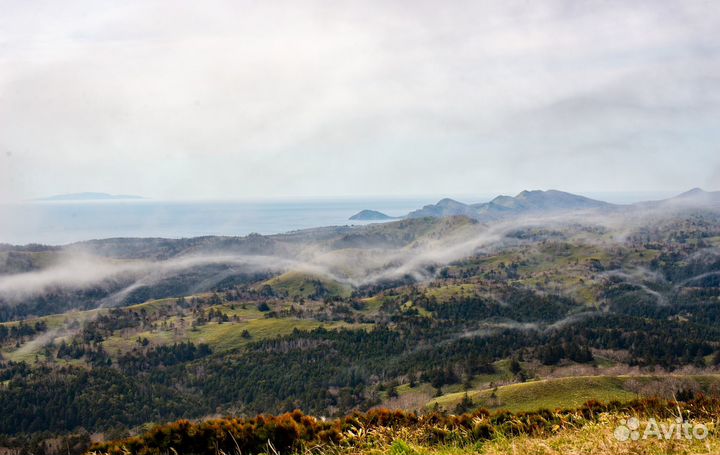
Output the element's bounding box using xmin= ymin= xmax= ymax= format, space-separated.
xmin=1 ymin=0 xmax=719 ymax=203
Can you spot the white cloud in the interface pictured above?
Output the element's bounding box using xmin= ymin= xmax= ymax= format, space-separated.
xmin=0 ymin=0 xmax=718 ymax=202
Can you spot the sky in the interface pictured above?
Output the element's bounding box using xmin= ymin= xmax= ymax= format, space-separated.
xmin=0 ymin=0 xmax=719 ymax=202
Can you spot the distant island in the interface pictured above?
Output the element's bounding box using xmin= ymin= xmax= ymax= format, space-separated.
xmin=37 ymin=192 xmax=145 ymax=201
xmin=348 ymin=209 xmax=396 ymax=221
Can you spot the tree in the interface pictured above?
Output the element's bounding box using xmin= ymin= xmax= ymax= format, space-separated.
xmin=509 ymin=358 xmax=522 ymax=375
xmin=257 ymin=302 xmax=271 ymax=312
xmin=454 ymin=392 xmax=475 ymax=414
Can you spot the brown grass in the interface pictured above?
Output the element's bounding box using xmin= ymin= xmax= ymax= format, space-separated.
xmin=89 ymin=396 xmax=720 ymax=455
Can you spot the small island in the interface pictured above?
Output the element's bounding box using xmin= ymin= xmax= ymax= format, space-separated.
xmin=348 ymin=209 xmax=396 ymax=221
xmin=37 ymin=192 xmax=145 ymax=201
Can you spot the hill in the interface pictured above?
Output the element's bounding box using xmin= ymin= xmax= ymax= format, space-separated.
xmin=1 ymin=190 xmax=720 ymax=453
xmin=360 ymin=188 xmax=719 ymax=222
xmin=428 ymin=374 xmax=720 ymax=413
xmin=401 ymin=190 xmax=613 ymax=220
xmin=258 ymin=271 xmax=353 ymax=299
xmin=636 ymin=188 xmax=720 ymax=210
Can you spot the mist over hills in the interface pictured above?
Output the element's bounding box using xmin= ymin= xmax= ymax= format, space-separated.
xmin=1 ymin=187 xmax=719 ymax=322
xmin=2 ymin=185 xmax=720 ymax=448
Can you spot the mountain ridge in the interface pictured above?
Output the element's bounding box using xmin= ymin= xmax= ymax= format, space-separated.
xmin=350 ymin=188 xmax=720 ymax=222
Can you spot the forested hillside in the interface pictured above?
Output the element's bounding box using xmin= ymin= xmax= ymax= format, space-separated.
xmin=0 ymin=200 xmax=720 ymax=453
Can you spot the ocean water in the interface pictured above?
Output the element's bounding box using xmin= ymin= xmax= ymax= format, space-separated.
xmin=0 ymin=198 xmax=434 ymax=246
xmin=0 ymin=191 xmax=679 ymax=246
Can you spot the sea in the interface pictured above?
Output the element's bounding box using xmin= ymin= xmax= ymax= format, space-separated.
xmin=0 ymin=191 xmax=678 ymax=246
xmin=0 ymin=198 xmax=435 ymax=246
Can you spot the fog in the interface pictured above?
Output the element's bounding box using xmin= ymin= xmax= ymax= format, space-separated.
xmin=1 ymin=198 xmax=717 ymax=316
xmin=0 ymin=210 xmax=653 ymax=300
xmin=0 ymin=217 xmax=518 ymax=304
xmin=600 ymin=267 xmax=669 ymax=305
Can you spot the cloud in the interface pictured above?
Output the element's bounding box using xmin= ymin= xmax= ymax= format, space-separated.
xmin=0 ymin=0 xmax=718 ymax=202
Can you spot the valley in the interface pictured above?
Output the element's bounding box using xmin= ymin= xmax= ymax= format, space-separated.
xmin=1 ymin=190 xmax=720 ymax=454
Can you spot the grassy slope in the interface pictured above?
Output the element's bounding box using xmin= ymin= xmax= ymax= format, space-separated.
xmin=1 ymin=295 xmax=372 ymax=362
xmin=185 ymin=318 xmax=369 ymax=352
xmin=429 ymin=375 xmax=720 ymax=413
xmin=440 ymin=238 xmax=664 ymax=307
xmin=260 ymin=271 xmax=353 ymax=299
xmin=386 ymin=422 xmax=720 ymax=455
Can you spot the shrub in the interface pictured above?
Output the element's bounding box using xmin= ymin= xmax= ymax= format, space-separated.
xmin=91 ymin=397 xmax=720 ymax=455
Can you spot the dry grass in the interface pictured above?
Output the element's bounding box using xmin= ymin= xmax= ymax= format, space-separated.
xmin=91 ymin=400 xmax=720 ymax=455
xmin=309 ymin=415 xmax=720 ymax=455
xmin=476 ymin=418 xmax=719 ymax=455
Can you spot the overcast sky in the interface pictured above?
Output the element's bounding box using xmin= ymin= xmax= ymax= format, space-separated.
xmin=0 ymin=0 xmax=718 ymax=201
